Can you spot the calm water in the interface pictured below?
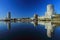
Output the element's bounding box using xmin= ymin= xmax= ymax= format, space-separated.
xmin=0 ymin=22 xmax=60 ymax=40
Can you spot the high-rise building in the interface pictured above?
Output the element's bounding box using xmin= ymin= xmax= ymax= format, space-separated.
xmin=45 ymin=4 xmax=55 ymax=18
xmin=7 ymin=12 xmax=11 ymax=19
xmin=38 ymin=4 xmax=60 ymax=21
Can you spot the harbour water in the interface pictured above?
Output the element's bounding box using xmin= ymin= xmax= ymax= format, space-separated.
xmin=0 ymin=21 xmax=60 ymax=40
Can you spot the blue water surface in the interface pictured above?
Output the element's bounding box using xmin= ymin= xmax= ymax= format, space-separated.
xmin=0 ymin=22 xmax=60 ymax=40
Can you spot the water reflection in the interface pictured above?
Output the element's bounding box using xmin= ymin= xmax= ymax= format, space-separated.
xmin=1 ymin=20 xmax=60 ymax=38
xmin=2 ymin=21 xmax=31 ymax=30
xmin=7 ymin=21 xmax=11 ymax=30
xmin=31 ymin=21 xmax=60 ymax=38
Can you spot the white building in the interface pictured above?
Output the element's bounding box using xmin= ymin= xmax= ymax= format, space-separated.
xmin=38 ymin=4 xmax=55 ymax=19
xmin=45 ymin=4 xmax=55 ymax=18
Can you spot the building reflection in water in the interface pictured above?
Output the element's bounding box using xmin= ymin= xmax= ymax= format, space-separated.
xmin=38 ymin=21 xmax=54 ymax=38
xmin=5 ymin=21 xmax=11 ymax=30
xmin=31 ymin=21 xmax=60 ymax=38
xmin=3 ymin=20 xmax=60 ymax=38
xmin=7 ymin=21 xmax=11 ymax=30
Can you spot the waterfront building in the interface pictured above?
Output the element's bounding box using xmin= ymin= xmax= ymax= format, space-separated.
xmin=38 ymin=4 xmax=60 ymax=21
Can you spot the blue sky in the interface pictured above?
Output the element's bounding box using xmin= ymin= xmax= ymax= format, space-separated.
xmin=0 ymin=0 xmax=60 ymax=18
